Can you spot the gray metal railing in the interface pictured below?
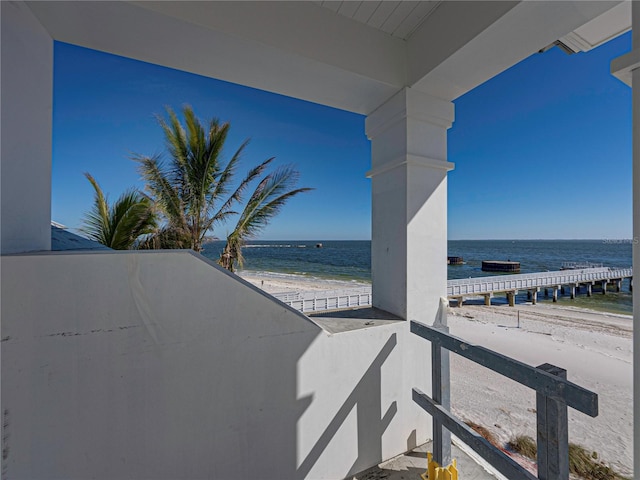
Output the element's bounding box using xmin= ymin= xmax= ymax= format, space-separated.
xmin=411 ymin=320 xmax=598 ymax=480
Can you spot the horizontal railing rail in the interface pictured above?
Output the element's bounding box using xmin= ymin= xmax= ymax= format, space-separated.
xmin=413 ymin=389 xmax=538 ymax=480
xmin=411 ymin=320 xmax=598 ymax=480
xmin=273 ymin=287 xmax=372 ymax=312
xmin=561 ymin=261 xmax=603 ymax=269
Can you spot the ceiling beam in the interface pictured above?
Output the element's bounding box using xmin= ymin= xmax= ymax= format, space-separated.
xmin=408 ymin=1 xmax=628 ymax=101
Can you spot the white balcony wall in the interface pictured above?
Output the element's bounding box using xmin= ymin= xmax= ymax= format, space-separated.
xmin=1 ymin=251 xmax=429 ymax=479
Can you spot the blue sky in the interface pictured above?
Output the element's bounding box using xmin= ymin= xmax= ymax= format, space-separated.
xmin=52 ymin=32 xmax=632 ymax=241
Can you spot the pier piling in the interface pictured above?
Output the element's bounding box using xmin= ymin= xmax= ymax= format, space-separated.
xmin=446 ymin=267 xmax=632 ymax=308
xmin=507 ymin=291 xmax=516 ymax=307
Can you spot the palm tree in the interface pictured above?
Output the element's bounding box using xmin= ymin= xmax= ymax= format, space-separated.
xmin=80 ymin=173 xmax=157 ymax=250
xmin=219 ymin=167 xmax=312 ymax=272
xmin=135 ymin=106 xmax=311 ymax=265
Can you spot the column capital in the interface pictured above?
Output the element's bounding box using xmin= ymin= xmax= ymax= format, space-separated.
xmin=611 ymin=0 xmax=639 ymax=87
xmin=611 ymin=49 xmax=640 ymax=87
xmin=365 ymin=87 xmax=455 ymax=140
xmin=366 ymin=154 xmax=455 ymax=178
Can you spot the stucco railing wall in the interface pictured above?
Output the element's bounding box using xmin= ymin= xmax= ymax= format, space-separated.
xmin=1 ymin=250 xmax=430 ymax=479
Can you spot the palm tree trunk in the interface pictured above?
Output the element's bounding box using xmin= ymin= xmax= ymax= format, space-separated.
xmin=219 ymin=244 xmax=234 ymax=272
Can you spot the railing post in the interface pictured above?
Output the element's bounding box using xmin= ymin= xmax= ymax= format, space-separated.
xmin=432 ymin=298 xmax=451 ymax=466
xmin=536 ymin=363 xmax=569 ymax=480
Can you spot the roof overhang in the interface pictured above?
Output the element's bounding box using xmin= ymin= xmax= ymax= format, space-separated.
xmin=26 ymin=1 xmax=631 ymax=114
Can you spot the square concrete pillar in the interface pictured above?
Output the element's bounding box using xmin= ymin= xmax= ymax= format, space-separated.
xmin=611 ymin=3 xmax=640 ymax=477
xmin=1 ymin=2 xmax=53 ymax=253
xmin=366 ymin=88 xmax=454 ymax=324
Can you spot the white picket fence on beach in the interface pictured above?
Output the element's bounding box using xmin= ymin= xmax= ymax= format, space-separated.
xmin=272 ymin=286 xmax=372 ymax=313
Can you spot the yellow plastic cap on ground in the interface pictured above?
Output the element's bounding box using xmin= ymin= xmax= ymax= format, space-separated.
xmin=422 ymin=452 xmax=458 ymax=480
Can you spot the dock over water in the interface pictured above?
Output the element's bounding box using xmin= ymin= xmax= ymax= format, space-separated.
xmin=275 ymin=267 xmax=633 ymax=312
xmin=448 ymin=267 xmax=633 ymax=307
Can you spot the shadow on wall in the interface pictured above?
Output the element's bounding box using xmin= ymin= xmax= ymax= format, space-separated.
xmin=296 ymin=334 xmax=398 ymax=478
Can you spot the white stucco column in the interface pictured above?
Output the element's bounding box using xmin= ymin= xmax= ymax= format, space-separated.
xmin=366 ymin=88 xmax=454 ymax=323
xmin=1 ymin=2 xmax=53 ymax=253
xmin=611 ymin=5 xmax=639 ymax=478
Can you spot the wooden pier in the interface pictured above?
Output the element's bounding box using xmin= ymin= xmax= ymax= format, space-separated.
xmin=274 ymin=267 xmax=633 ymax=312
xmin=448 ymin=267 xmax=633 ymax=307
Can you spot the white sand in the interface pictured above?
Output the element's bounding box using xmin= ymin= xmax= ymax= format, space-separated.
xmin=447 ymin=304 xmax=632 ymax=477
xmin=240 ymin=272 xmax=633 ymax=476
xmin=238 ymin=270 xmax=371 ymax=294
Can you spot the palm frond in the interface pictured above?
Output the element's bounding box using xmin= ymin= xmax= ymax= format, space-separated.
xmin=136 ymin=225 xmax=190 ymax=250
xmin=208 ymin=139 xmax=249 ymax=207
xmin=207 ymin=157 xmax=272 ymax=231
xmin=109 ymin=192 xmax=158 ymax=250
xmin=80 ymin=174 xmax=158 ymax=250
xmin=80 ymin=173 xmax=112 ymax=245
xmin=220 ymin=165 xmax=313 ymax=270
xmin=158 ymin=107 xmax=189 ymax=176
xmin=134 ymin=154 xmax=185 ymax=229
xmin=133 ymin=107 xmax=311 ymax=257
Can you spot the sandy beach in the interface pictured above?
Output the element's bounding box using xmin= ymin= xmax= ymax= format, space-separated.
xmin=448 ymin=304 xmax=632 ymax=477
xmin=239 ymin=271 xmax=372 ymax=294
xmin=240 ymin=271 xmax=633 ymax=477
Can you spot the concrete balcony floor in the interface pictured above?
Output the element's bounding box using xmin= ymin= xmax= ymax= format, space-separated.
xmin=309 ymin=307 xmax=403 ymax=333
xmin=351 ymin=440 xmax=499 ymax=480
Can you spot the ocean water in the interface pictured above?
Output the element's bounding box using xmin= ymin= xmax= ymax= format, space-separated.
xmin=447 ymin=240 xmax=633 ymax=314
xmin=202 ymin=240 xmax=372 ymax=282
xmin=201 ymin=239 xmax=633 ymax=314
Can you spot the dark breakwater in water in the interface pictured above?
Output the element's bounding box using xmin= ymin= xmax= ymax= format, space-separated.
xmin=446 ymin=240 xmax=632 ymax=279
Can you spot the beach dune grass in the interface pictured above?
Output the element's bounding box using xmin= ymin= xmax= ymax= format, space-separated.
xmin=465 ymin=420 xmax=500 ymax=448
xmin=506 ymin=435 xmax=537 ymax=460
xmin=506 ymin=434 xmax=628 ymax=480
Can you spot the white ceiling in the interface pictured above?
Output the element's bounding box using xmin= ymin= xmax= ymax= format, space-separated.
xmin=314 ymin=1 xmax=442 ymax=39
xmin=560 ymin=1 xmax=631 ymax=53
xmin=26 ymin=1 xmax=631 ymax=114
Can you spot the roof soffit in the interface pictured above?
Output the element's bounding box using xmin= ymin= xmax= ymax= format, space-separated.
xmin=129 ymin=1 xmax=407 ymax=88
xmin=560 ymin=1 xmax=631 ymax=53
xmin=24 ymin=1 xmax=631 ymax=115
xmin=407 ymin=0 xmax=519 ymax=90
xmin=408 ymin=0 xmax=629 ymax=101
xmin=313 ymin=1 xmax=443 ymax=40
xmin=25 ymin=0 xmax=406 ymax=114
